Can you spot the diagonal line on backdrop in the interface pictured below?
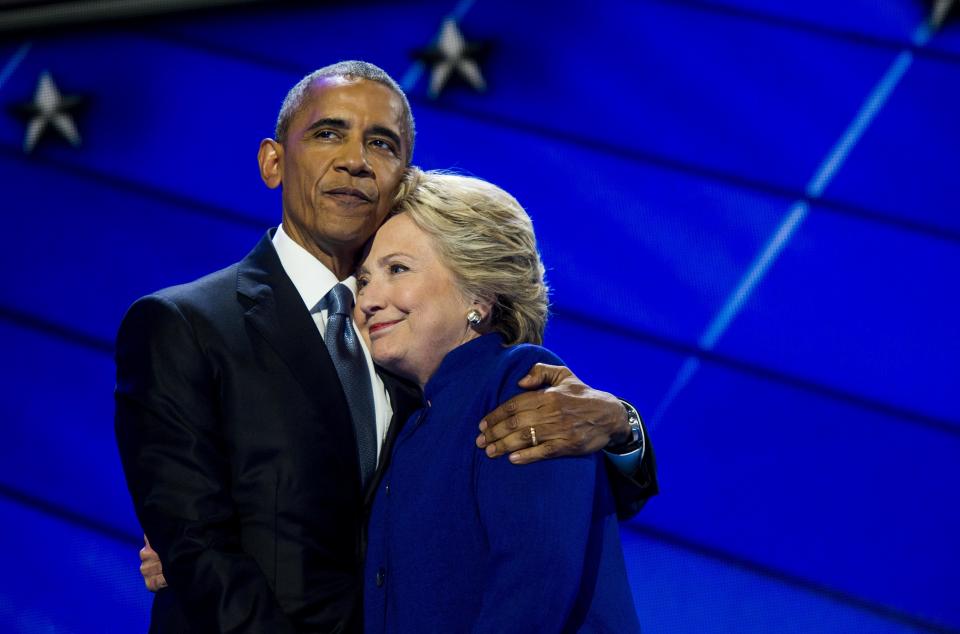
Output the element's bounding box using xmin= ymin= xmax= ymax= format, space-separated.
xmin=0 ymin=481 xmax=141 ymax=546
xmin=0 ymin=305 xmax=113 ymax=354
xmin=650 ymin=24 xmax=932 ymax=427
xmin=625 ymin=522 xmax=957 ymax=633
xmin=550 ymin=306 xmax=960 ymax=437
xmin=660 ymin=0 xmax=960 ymax=67
xmin=0 ymin=41 xmax=30 ymax=92
xmin=400 ymin=0 xmax=479 ymax=91
xmin=412 ymin=97 xmax=960 ymax=245
xmin=0 ymin=142 xmax=267 ymax=229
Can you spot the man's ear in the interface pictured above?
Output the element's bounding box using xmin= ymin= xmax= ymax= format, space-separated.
xmin=258 ymin=138 xmax=283 ymax=189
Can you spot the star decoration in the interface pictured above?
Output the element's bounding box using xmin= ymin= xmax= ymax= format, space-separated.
xmin=412 ymin=19 xmax=491 ymax=99
xmin=931 ymin=0 xmax=958 ymax=28
xmin=9 ymin=71 xmax=84 ymax=153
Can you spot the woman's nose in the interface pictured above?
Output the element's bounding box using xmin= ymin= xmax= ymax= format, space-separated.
xmin=357 ymin=283 xmax=383 ymax=317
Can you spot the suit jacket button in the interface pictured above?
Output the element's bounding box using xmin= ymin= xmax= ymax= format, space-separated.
xmin=376 ymin=567 xmax=386 ymax=587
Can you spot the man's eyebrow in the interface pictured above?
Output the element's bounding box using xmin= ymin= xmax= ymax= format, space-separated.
xmin=304 ymin=117 xmax=349 ymax=135
xmin=369 ymin=125 xmax=403 ymax=150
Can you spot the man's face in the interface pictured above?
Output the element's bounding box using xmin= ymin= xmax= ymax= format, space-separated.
xmin=275 ymin=77 xmax=407 ymax=261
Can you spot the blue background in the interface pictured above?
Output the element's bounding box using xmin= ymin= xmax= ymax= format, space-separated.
xmin=0 ymin=0 xmax=957 ymax=631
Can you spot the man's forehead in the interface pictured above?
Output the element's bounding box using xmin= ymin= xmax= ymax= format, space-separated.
xmin=301 ymin=77 xmax=402 ymax=125
xmin=310 ymin=74 xmax=357 ymax=91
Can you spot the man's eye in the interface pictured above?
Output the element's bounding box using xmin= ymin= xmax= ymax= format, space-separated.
xmin=370 ymin=139 xmax=397 ymax=154
xmin=315 ymin=130 xmax=338 ymax=139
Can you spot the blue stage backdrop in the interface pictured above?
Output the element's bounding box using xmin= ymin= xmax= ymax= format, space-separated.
xmin=1 ymin=0 xmax=957 ymax=631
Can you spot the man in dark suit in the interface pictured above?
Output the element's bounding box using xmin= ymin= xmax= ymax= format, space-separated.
xmin=116 ymin=61 xmax=656 ymax=633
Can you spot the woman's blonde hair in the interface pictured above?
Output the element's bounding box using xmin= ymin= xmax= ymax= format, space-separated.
xmin=391 ymin=168 xmax=549 ymax=345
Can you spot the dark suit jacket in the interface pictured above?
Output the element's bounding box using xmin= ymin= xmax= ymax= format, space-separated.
xmin=115 ymin=231 xmax=657 ymax=633
xmin=115 ymin=231 xmax=421 ymax=633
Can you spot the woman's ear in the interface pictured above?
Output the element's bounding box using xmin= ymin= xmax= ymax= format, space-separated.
xmin=472 ymin=295 xmax=495 ymax=322
xmin=258 ymin=138 xmax=283 ymax=189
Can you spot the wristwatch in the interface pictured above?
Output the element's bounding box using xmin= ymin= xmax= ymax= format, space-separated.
xmin=608 ymin=400 xmax=644 ymax=454
xmin=622 ymin=399 xmax=643 ymax=445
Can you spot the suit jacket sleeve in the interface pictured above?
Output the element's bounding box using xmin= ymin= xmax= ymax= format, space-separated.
xmin=114 ymin=294 xmax=296 ymax=633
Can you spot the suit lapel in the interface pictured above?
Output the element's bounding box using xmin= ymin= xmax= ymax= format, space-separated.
xmin=237 ymin=231 xmax=424 ymax=504
xmin=237 ymin=231 xmax=358 ymax=462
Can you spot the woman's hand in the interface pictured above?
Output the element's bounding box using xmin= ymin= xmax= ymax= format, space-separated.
xmin=475 ymin=364 xmax=629 ymax=464
xmin=140 ymin=535 xmax=167 ymax=592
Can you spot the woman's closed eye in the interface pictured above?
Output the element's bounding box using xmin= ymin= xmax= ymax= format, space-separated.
xmin=356 ymin=263 xmax=407 ymax=292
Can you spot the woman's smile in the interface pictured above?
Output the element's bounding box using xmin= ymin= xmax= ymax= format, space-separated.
xmin=368 ymin=319 xmax=402 ymax=338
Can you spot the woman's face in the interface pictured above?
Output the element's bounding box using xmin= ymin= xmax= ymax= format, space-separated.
xmin=356 ymin=213 xmax=482 ymax=387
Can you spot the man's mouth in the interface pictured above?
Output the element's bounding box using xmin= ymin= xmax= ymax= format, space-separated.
xmin=325 ymin=187 xmax=372 ymax=203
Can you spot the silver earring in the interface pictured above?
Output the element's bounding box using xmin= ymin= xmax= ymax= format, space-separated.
xmin=466 ymin=310 xmax=482 ymax=326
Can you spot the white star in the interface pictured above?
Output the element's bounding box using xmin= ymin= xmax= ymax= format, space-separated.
xmin=427 ymin=19 xmax=487 ymax=98
xmin=22 ymin=71 xmax=82 ymax=153
xmin=932 ymin=0 xmax=957 ymax=28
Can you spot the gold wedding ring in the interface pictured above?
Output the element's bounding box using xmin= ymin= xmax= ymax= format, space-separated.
xmin=530 ymin=426 xmax=538 ymax=447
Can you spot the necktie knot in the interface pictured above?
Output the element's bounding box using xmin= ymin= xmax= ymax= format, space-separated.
xmin=321 ymin=283 xmax=354 ymax=317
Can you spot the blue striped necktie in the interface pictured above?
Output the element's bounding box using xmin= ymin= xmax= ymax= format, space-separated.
xmin=319 ymin=283 xmax=376 ymax=486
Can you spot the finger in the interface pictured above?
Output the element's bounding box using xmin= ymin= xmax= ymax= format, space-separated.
xmin=516 ymin=363 xmax=573 ymax=389
xmin=484 ymin=421 xmax=565 ymax=458
xmin=140 ymin=545 xmax=160 ymax=564
xmin=484 ymin=425 xmax=533 ymax=458
xmin=482 ymin=407 xmax=552 ymax=448
xmin=480 ymin=391 xmax=559 ymax=444
xmin=479 ymin=391 xmax=544 ymax=433
xmin=507 ymin=440 xmax=568 ymax=464
xmin=146 ymin=573 xmax=168 ymax=592
xmin=141 ymin=560 xmax=162 ymax=575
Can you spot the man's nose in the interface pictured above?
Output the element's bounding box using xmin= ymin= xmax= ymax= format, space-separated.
xmin=335 ymin=139 xmax=373 ymax=177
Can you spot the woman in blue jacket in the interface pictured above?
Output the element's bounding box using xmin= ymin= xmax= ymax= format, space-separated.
xmin=356 ymin=169 xmax=640 ymax=633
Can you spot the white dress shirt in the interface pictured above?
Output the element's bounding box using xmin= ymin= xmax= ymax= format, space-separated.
xmin=272 ymin=225 xmax=394 ymax=461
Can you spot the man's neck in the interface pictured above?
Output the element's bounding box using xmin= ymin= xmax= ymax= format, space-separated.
xmin=280 ymin=224 xmax=359 ymax=281
xmin=273 ymin=224 xmax=360 ymax=313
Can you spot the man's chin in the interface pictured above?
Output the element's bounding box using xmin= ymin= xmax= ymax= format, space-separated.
xmin=318 ymin=223 xmax=379 ymax=252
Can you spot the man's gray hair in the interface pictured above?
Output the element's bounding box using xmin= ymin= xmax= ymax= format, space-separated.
xmin=274 ymin=61 xmax=415 ymax=163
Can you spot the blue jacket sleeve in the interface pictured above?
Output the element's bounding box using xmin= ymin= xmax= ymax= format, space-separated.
xmin=472 ymin=346 xmax=598 ymax=633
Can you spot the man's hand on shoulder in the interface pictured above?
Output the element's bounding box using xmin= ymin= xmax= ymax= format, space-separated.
xmin=475 ymin=363 xmax=630 ymax=464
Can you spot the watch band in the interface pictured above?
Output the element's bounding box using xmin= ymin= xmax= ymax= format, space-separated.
xmin=620 ymin=400 xmax=643 ymax=448
xmin=603 ymin=399 xmax=644 ymax=458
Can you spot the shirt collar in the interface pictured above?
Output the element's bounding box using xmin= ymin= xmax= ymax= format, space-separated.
xmin=272 ymin=224 xmax=358 ymax=312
